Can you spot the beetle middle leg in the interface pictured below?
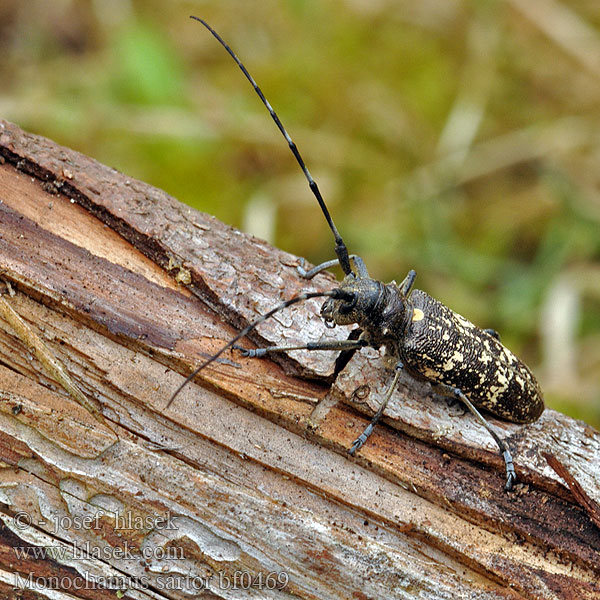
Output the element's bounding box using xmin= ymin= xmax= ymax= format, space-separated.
xmin=349 ymin=361 xmax=404 ymax=455
xmin=398 ymin=269 xmax=416 ymax=296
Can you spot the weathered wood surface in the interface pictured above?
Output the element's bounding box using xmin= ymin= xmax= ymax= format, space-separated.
xmin=0 ymin=118 xmax=598 ymax=599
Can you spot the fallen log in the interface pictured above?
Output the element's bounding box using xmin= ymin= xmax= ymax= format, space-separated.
xmin=0 ymin=119 xmax=598 ymax=599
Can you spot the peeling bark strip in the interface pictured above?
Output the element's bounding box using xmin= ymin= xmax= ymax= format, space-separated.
xmin=0 ymin=119 xmax=599 ymax=599
xmin=544 ymin=452 xmax=600 ymax=530
xmin=0 ymin=120 xmax=347 ymax=380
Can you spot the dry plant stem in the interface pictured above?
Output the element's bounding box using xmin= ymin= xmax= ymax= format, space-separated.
xmin=0 ymin=280 xmax=115 ymax=437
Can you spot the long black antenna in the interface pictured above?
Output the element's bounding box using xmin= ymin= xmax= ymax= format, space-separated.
xmin=166 ymin=288 xmax=354 ymax=408
xmin=191 ymin=16 xmax=352 ymax=276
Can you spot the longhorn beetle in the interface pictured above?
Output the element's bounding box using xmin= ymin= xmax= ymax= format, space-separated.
xmin=167 ymin=16 xmax=545 ymax=491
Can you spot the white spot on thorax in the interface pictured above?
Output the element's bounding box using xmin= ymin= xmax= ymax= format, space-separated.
xmin=412 ymin=308 xmax=425 ymax=322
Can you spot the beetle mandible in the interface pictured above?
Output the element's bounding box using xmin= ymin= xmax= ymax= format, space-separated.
xmin=167 ymin=17 xmax=545 ymax=491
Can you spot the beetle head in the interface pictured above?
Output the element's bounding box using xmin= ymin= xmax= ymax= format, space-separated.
xmin=321 ymin=275 xmax=384 ymax=327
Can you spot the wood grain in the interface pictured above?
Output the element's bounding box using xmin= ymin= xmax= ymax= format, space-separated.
xmin=0 ymin=119 xmax=599 ymax=599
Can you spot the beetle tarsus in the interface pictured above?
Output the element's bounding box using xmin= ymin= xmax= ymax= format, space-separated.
xmin=349 ymin=428 xmax=371 ymax=455
xmin=503 ymin=450 xmax=517 ymax=490
xmin=232 ymin=345 xmax=264 ymax=358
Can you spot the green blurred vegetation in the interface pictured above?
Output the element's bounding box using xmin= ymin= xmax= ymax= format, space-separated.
xmin=1 ymin=0 xmax=599 ymax=426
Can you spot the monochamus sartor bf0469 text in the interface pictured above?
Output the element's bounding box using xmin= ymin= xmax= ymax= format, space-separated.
xmin=167 ymin=16 xmax=545 ymax=491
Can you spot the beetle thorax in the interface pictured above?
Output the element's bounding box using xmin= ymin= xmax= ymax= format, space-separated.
xmin=321 ymin=276 xmax=412 ymax=345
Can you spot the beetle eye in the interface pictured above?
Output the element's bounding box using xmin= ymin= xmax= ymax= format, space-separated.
xmin=339 ymin=292 xmax=357 ymax=314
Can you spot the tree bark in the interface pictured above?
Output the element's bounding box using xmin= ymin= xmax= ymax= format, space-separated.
xmin=0 ymin=118 xmax=598 ymax=599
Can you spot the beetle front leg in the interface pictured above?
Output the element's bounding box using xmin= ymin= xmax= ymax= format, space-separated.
xmin=297 ymin=255 xmax=369 ymax=279
xmin=233 ymin=338 xmax=367 ymax=358
xmin=333 ymin=328 xmax=363 ymax=377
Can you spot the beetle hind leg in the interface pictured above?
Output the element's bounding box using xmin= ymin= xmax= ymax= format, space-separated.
xmin=451 ymin=387 xmax=516 ymax=491
xmin=483 ymin=328 xmax=500 ymax=341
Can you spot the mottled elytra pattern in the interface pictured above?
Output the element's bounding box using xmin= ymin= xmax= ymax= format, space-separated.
xmin=402 ymin=290 xmax=544 ymax=424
